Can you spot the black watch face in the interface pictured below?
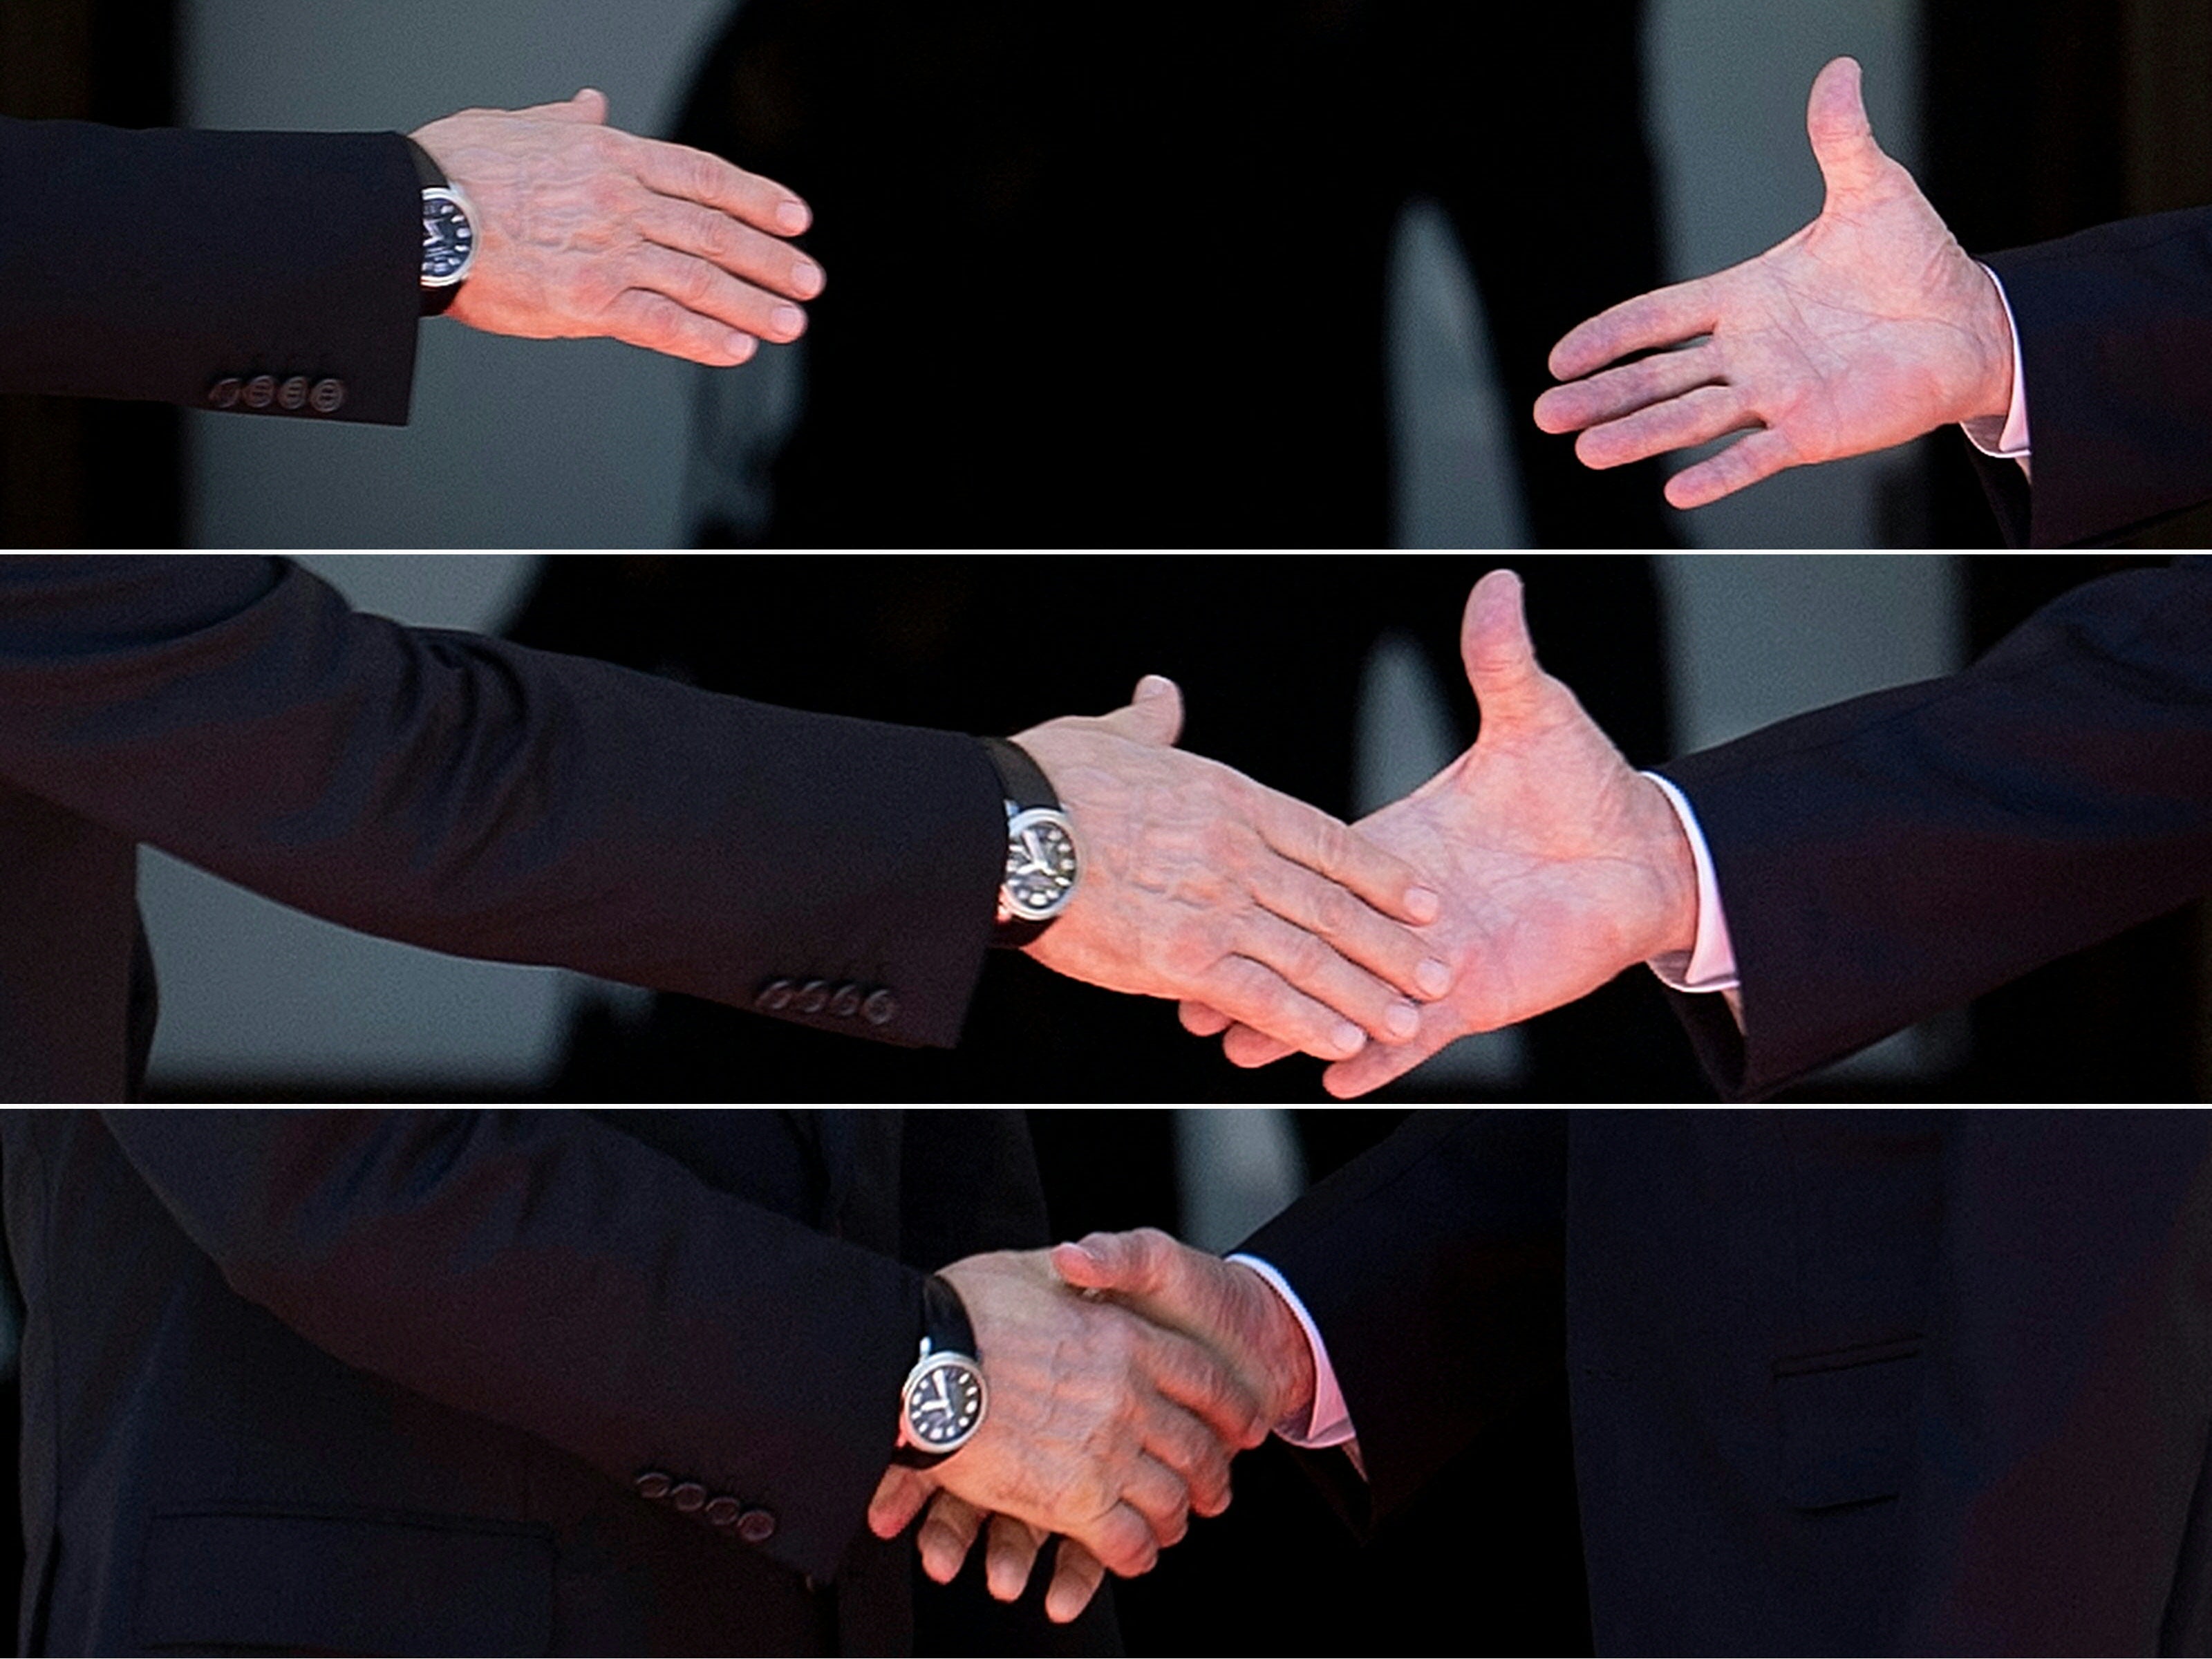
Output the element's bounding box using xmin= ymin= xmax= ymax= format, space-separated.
xmin=1005 ymin=808 xmax=1078 ymax=920
xmin=422 ymin=190 xmax=475 ymax=286
xmin=905 ymin=1354 xmax=986 ymax=1452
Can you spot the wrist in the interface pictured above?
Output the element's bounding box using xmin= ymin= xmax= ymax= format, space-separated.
xmin=1232 ymin=1262 xmax=1318 ymax=1428
xmin=1967 ymin=262 xmax=2017 ymax=426
xmin=1631 ymin=774 xmax=1700 ymax=962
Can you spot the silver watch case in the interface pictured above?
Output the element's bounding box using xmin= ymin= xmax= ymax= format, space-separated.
xmin=1000 ymin=805 xmax=1079 ymax=924
xmin=899 ymin=1341 xmax=988 ymax=1458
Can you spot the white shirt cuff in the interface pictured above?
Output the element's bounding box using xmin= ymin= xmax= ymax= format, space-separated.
xmin=1639 ymin=771 xmax=1738 ymax=995
xmin=1226 ymin=1253 xmax=1357 ymax=1449
xmin=1960 ymin=263 xmax=2032 ymax=478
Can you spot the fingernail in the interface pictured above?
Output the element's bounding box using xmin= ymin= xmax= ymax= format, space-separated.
xmin=727 ymin=332 xmax=758 ymax=361
xmin=776 ymin=200 xmax=811 ymax=234
xmin=1136 ymin=674 xmax=1174 ymax=698
xmin=1333 ymin=1020 xmax=1365 ymax=1056
xmin=1407 ymin=886 xmax=1441 ymax=924
xmin=1416 ymin=957 xmax=1453 ymax=999
xmin=771 ymin=303 xmax=806 ymax=338
xmin=1384 ymin=1001 xmax=1419 ymax=1040
xmin=791 ymin=261 xmax=824 ymax=299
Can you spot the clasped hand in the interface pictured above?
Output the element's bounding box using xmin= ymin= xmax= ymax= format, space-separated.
xmin=869 ymin=1236 xmax=1315 ymax=1623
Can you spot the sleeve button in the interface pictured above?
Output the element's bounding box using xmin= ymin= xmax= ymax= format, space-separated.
xmin=861 ymin=990 xmax=899 ymax=1027
xmin=277 ymin=375 xmax=310 ymax=411
xmin=633 ymin=1471 xmax=673 ymax=1501
xmin=206 ymin=377 xmax=243 ymax=409
xmin=736 ymin=1507 xmax=778 ymax=1544
xmin=243 ymin=374 xmax=276 ymax=410
xmin=308 ymin=377 xmax=347 ymax=415
xmin=794 ymin=980 xmax=830 ymax=1015
xmin=670 ymin=1481 xmax=707 ymax=1514
xmin=756 ymin=979 xmax=796 ymax=1012
xmin=828 ymin=984 xmax=862 ymax=1018
xmin=704 ymin=1495 xmax=742 ymax=1527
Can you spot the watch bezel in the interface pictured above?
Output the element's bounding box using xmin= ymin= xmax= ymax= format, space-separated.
xmin=1002 ymin=805 xmax=1079 ymax=922
xmin=420 ymin=185 xmax=478 ymax=290
xmin=900 ymin=1347 xmax=989 ymax=1456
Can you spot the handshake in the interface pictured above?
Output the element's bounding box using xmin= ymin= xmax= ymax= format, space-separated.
xmin=867 ymin=1229 xmax=1322 ymax=1624
xmin=1000 ymin=568 xmax=1703 ymax=1099
xmin=859 ymin=570 xmax=1710 ymax=1618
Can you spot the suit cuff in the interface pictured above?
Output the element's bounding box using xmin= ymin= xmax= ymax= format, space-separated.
xmin=1226 ymin=1254 xmax=1358 ymax=1449
xmin=1960 ymin=263 xmax=2032 ymax=479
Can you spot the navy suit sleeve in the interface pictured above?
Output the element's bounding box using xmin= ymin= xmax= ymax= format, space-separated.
xmin=1239 ymin=1111 xmax=1568 ymax=1526
xmin=0 ymin=119 xmax=420 ymax=422
xmin=99 ymin=1110 xmax=930 ymax=1584
xmin=1982 ymin=207 xmax=2212 ymax=547
xmin=0 ymin=556 xmax=1006 ymax=1049
xmin=1659 ymin=559 xmax=2212 ymax=1098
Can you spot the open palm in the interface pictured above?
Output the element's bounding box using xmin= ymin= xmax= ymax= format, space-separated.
xmin=1533 ymin=56 xmax=2015 ymax=509
xmin=1185 ymin=572 xmax=1698 ymax=1098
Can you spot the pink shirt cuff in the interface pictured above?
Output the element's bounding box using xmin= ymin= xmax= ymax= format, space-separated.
xmin=1226 ymin=1253 xmax=1358 ymax=1449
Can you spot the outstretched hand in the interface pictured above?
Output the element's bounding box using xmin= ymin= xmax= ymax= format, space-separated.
xmin=1014 ymin=676 xmax=1454 ymax=1065
xmin=1533 ymin=56 xmax=2014 ymax=509
xmin=1184 ymin=570 xmax=1700 ymax=1098
xmin=413 ymin=89 xmax=821 ymax=367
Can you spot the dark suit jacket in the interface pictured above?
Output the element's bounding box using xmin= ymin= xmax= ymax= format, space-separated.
xmin=0 ymin=554 xmax=1008 ymax=1099
xmin=1976 ymin=208 xmax=2212 ymax=546
xmin=1658 ymin=558 xmax=2212 ymax=1099
xmin=1249 ymin=1108 xmax=2212 ymax=1656
xmin=3 ymin=1108 xmax=1112 ymax=1657
xmin=0 ymin=119 xmax=420 ymax=422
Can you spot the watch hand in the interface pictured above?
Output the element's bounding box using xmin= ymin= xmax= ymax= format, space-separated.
xmin=930 ymin=1371 xmax=953 ymax=1413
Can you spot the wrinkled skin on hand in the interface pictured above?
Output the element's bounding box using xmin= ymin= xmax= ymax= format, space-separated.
xmin=1533 ymin=57 xmax=2014 ymax=509
xmin=867 ymin=1248 xmax=1270 ymax=1602
xmin=1013 ymin=676 xmax=1452 ymax=1065
xmin=413 ymin=88 xmax=821 ymax=367
xmin=1185 ymin=570 xmax=1701 ymax=1098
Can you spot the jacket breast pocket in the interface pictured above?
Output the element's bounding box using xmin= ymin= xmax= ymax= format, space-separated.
xmin=136 ymin=1508 xmax=554 ymax=1656
xmin=1772 ymin=1338 xmax=1923 ymax=1511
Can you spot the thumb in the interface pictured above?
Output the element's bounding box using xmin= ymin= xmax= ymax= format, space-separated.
xmin=1806 ymin=57 xmax=1886 ymax=199
xmin=1051 ymin=1228 xmax=1171 ymax=1296
xmin=1460 ymin=569 xmax=1546 ymax=730
xmin=522 ymin=86 xmax=610 ymax=124
xmin=1091 ymin=675 xmax=1185 ymax=749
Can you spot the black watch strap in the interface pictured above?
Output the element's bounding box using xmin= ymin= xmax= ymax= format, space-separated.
xmin=404 ymin=138 xmax=462 ymax=317
xmin=980 ymin=737 xmax=1058 ymax=814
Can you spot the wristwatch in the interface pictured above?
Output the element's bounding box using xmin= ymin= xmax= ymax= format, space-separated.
xmin=891 ymin=1275 xmax=988 ymax=1468
xmin=406 ymin=138 xmax=477 ymax=315
xmin=980 ymin=737 xmax=1079 ymax=948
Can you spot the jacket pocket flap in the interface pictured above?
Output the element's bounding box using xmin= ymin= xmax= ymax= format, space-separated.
xmin=1772 ymin=1340 xmax=1922 ymax=1511
xmin=137 ymin=1508 xmax=553 ymax=1656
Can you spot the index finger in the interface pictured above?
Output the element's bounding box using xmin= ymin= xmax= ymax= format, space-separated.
xmin=1250 ymin=793 xmax=1438 ymax=927
xmin=1135 ymin=1321 xmax=1269 ymax=1448
xmin=617 ymin=131 xmax=813 ymax=236
xmin=1548 ymin=276 xmax=1720 ymax=383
